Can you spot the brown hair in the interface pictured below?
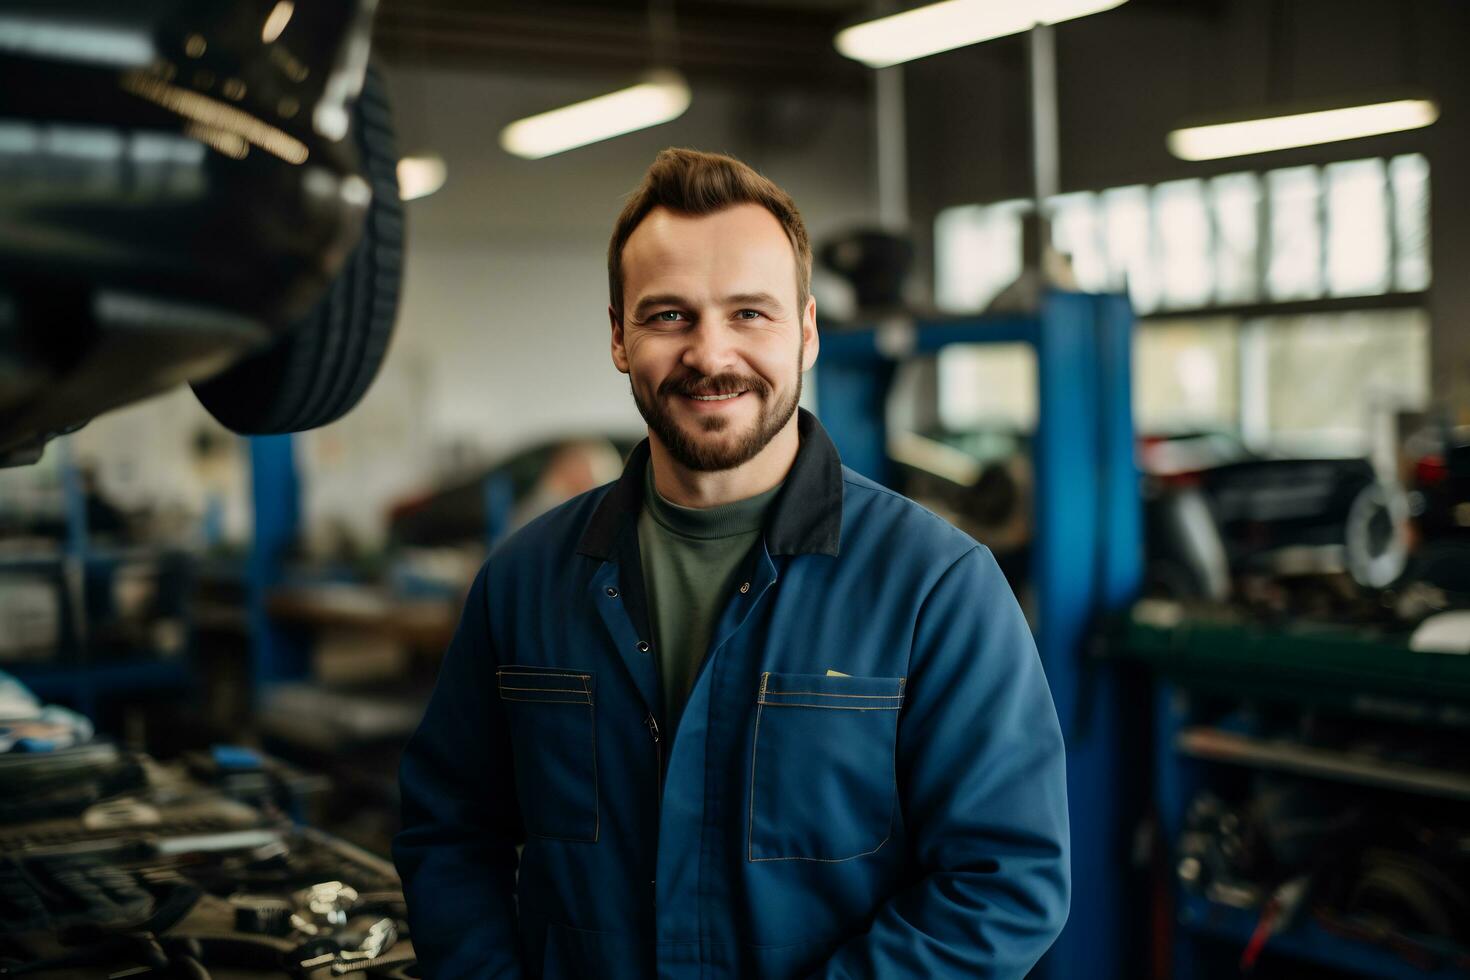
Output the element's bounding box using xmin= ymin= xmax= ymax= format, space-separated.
xmin=607 ymin=147 xmax=812 ymax=322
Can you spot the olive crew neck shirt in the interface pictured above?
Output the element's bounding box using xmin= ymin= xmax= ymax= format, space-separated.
xmin=637 ymin=461 xmax=783 ymax=736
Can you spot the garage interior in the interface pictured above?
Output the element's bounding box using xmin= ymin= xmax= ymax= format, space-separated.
xmin=2 ymin=0 xmax=1469 ymax=977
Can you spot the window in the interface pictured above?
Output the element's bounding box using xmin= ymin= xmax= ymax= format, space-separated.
xmin=932 ymin=155 xmax=1432 ymax=454
xmin=1253 ymin=309 xmax=1429 ymax=455
xmin=934 ymin=154 xmax=1430 ymax=316
xmin=1132 ymin=318 xmax=1238 ymax=435
xmin=1049 ymin=191 xmax=1109 ymax=292
xmin=1390 ymin=153 xmax=1430 ymax=292
xmin=1324 ymin=159 xmax=1390 ymax=297
xmin=1101 ymin=185 xmax=1158 ymax=313
xmin=1209 ymin=172 xmax=1262 ymax=305
xmin=1154 ymin=180 xmax=1213 ymax=310
xmin=1265 ymin=165 xmax=1322 ymax=301
xmin=934 ymin=200 xmax=1027 ymax=313
xmin=935 ymin=343 xmax=1037 ymax=433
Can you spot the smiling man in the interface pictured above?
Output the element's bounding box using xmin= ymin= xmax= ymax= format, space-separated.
xmin=393 ymin=148 xmax=1071 ymax=979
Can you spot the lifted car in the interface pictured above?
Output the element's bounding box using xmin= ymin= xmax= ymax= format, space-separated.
xmin=0 ymin=0 xmax=403 ymax=465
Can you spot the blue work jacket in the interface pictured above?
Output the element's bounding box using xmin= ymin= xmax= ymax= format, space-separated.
xmin=393 ymin=409 xmax=1070 ymax=979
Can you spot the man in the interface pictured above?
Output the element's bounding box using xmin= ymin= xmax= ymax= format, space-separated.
xmin=393 ymin=148 xmax=1070 ymax=979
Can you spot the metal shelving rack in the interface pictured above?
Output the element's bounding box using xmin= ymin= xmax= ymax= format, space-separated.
xmin=813 ymin=289 xmax=1144 ymax=980
xmin=1120 ymin=616 xmax=1470 ymax=979
xmin=0 ymin=439 xmax=195 ymax=718
xmin=1177 ymin=892 xmax=1470 ymax=980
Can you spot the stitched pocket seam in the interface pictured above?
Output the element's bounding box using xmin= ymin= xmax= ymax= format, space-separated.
xmin=498 ymin=666 xmax=592 ymax=680
xmin=764 ymin=690 xmax=903 ymax=699
xmin=748 ymin=671 xmax=905 ymax=863
xmin=746 ymin=672 xmax=768 ymax=863
xmin=499 ymin=694 xmax=593 ymax=704
xmin=499 ymin=670 xmax=589 ymax=675
xmin=497 ymin=667 xmax=598 ymax=843
xmin=760 ymin=702 xmax=900 ymax=711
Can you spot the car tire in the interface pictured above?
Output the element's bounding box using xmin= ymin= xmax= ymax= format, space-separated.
xmin=191 ymin=64 xmax=404 ymax=434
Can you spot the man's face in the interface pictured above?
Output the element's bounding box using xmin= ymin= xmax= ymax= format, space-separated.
xmin=611 ymin=203 xmax=818 ymax=472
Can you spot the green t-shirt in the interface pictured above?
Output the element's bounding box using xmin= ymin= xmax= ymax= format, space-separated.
xmin=637 ymin=461 xmax=782 ymax=737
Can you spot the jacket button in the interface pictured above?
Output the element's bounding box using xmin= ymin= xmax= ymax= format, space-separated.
xmin=739 ymin=581 xmax=750 ymax=594
xmin=606 ymin=587 xmax=619 ymax=598
xmin=636 ymin=640 xmax=650 ymax=653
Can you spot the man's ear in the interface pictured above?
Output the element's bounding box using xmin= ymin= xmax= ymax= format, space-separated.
xmin=800 ymin=295 xmax=819 ymax=373
xmin=610 ymin=306 xmax=630 ymax=374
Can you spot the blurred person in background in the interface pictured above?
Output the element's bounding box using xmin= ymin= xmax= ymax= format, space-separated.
xmin=507 ymin=439 xmax=626 ymax=531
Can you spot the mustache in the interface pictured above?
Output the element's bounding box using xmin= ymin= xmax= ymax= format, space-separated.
xmin=659 ymin=372 xmax=772 ymax=399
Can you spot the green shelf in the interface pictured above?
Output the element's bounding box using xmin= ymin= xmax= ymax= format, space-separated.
xmin=1110 ymin=614 xmax=1470 ymax=722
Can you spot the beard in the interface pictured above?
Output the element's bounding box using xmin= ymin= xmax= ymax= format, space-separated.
xmin=631 ymin=350 xmax=803 ymax=473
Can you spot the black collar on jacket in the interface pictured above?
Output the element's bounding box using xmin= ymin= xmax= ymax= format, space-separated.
xmin=575 ymin=408 xmax=844 ymax=561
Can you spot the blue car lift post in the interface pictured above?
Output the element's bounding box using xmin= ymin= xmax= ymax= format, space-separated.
xmin=247 ymin=434 xmax=311 ymax=690
xmin=813 ymin=290 xmax=1145 ymax=980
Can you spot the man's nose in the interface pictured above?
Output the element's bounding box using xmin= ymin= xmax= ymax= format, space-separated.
xmin=680 ymin=318 xmax=741 ymax=377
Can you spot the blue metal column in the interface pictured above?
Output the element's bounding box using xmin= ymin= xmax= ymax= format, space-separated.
xmin=1031 ymin=291 xmax=1141 ymax=980
xmin=1031 ymin=291 xmax=1101 ymax=724
xmin=1030 ymin=290 xmax=1108 ymax=979
xmin=248 ymin=435 xmax=310 ymax=690
xmin=1095 ymin=293 xmax=1144 ymax=607
xmin=811 ymin=352 xmax=895 ymax=485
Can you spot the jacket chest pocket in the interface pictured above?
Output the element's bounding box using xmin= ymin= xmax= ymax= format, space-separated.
xmin=747 ymin=671 xmax=905 ymax=862
xmin=497 ymin=666 xmax=599 ymax=842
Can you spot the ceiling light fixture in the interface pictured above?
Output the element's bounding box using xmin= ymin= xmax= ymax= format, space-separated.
xmin=397 ymin=153 xmax=447 ymax=201
xmin=835 ymin=0 xmax=1127 ymax=68
xmin=499 ymin=70 xmax=691 ymax=160
xmin=1167 ymin=98 xmax=1439 ymax=161
xmin=261 ymin=1 xmax=294 ymax=44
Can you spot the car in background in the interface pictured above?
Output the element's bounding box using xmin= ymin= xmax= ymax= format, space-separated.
xmin=1141 ymin=431 xmax=1410 ymax=605
xmin=0 ymin=0 xmax=403 ymax=466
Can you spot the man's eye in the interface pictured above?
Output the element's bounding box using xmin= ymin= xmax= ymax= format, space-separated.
xmin=735 ymin=309 xmax=762 ymax=320
xmin=652 ymin=311 xmax=685 ymax=322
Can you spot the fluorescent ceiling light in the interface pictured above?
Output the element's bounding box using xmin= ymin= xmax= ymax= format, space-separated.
xmin=835 ymin=0 xmax=1127 ymax=68
xmin=0 ymin=16 xmax=154 ymax=67
xmin=500 ymin=71 xmax=691 ymax=160
xmin=398 ymin=154 xmax=447 ymax=201
xmin=1168 ymin=99 xmax=1439 ymax=161
xmin=261 ymin=1 xmax=294 ymax=44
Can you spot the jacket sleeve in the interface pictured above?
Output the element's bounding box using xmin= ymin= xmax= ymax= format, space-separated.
xmin=810 ymin=545 xmax=1071 ymax=979
xmin=392 ymin=564 xmax=525 ymax=979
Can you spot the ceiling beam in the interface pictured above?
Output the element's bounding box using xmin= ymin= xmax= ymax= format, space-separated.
xmin=373 ymin=0 xmax=869 ymax=90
